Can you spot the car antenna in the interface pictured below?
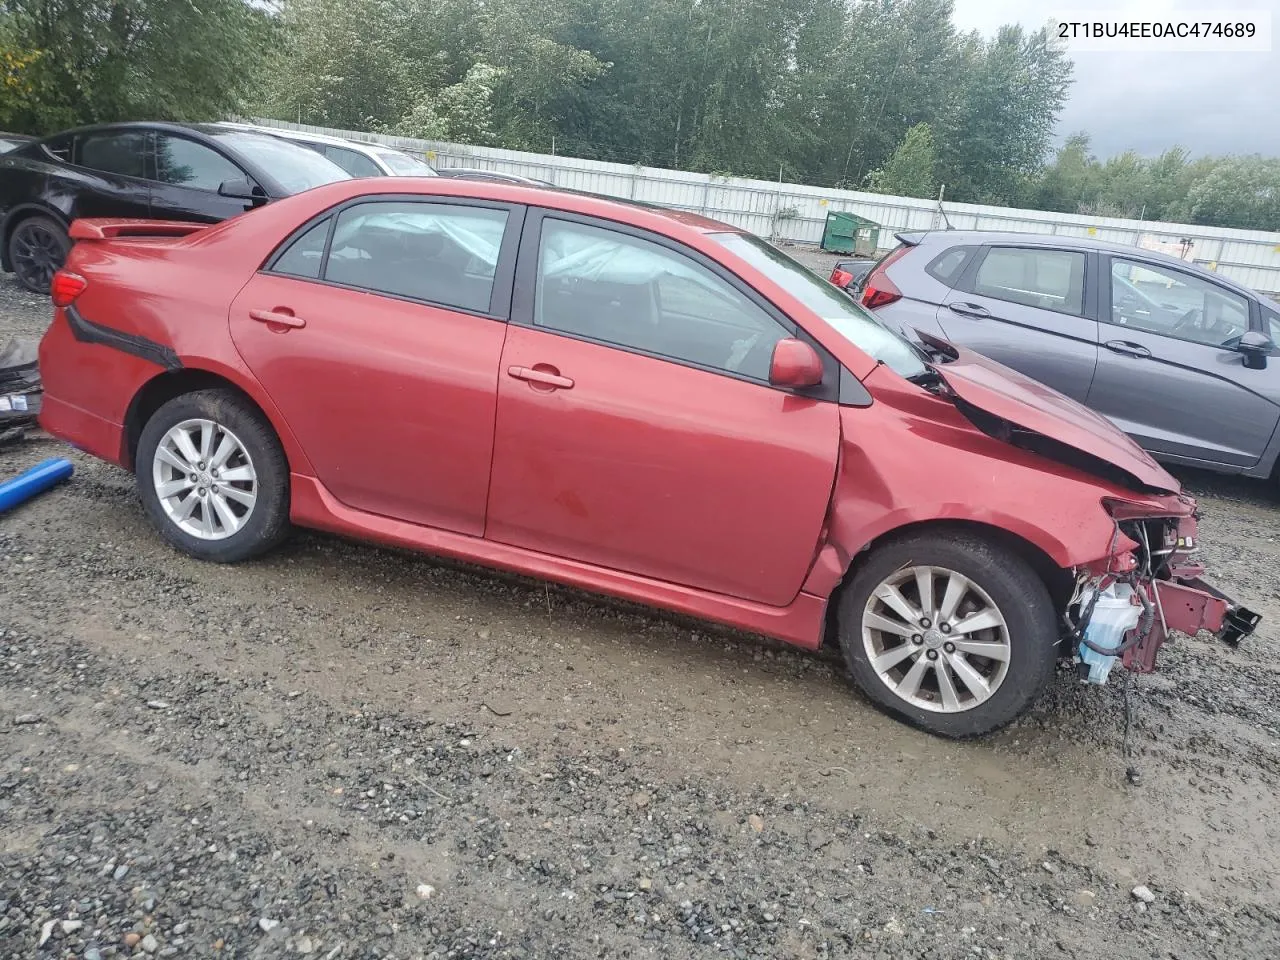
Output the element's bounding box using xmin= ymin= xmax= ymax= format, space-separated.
xmin=935 ymin=184 xmax=954 ymax=231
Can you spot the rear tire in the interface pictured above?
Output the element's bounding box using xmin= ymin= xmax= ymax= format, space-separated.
xmin=836 ymin=531 xmax=1058 ymax=738
xmin=8 ymin=215 xmax=70 ymax=295
xmin=135 ymin=389 xmax=291 ymax=563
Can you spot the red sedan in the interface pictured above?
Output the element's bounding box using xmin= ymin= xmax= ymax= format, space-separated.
xmin=36 ymin=179 xmax=1258 ymax=737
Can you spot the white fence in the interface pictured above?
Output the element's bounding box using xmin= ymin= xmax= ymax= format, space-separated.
xmin=249 ymin=117 xmax=1280 ymax=295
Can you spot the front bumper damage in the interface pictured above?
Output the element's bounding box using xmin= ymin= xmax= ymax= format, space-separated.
xmin=1067 ymin=510 xmax=1261 ymax=680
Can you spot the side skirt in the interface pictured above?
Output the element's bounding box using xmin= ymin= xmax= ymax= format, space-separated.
xmin=289 ymin=474 xmax=829 ymax=650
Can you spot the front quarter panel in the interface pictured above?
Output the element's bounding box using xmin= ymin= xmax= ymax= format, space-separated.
xmin=819 ymin=365 xmax=1166 ymax=588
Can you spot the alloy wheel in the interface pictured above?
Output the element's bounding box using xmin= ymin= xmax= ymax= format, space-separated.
xmin=861 ymin=565 xmax=1012 ymax=713
xmin=151 ymin=418 xmax=258 ymax=540
xmin=11 ymin=220 xmax=66 ymax=292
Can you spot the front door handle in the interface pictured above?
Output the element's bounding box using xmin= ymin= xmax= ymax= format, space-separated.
xmin=250 ymin=308 xmax=305 ymax=329
xmin=507 ymin=365 xmax=574 ymax=390
xmin=1104 ymin=340 xmax=1151 ymax=359
xmin=949 ymin=302 xmax=992 ymax=319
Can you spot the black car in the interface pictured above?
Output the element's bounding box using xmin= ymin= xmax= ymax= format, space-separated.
xmin=0 ymin=121 xmax=351 ymax=293
xmin=0 ymin=132 xmax=35 ymax=154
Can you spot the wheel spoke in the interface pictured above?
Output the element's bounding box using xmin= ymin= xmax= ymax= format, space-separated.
xmin=218 ymin=465 xmax=254 ymax=483
xmin=156 ymin=447 xmax=191 ymax=473
xmin=208 ymin=491 xmax=241 ymax=534
xmin=171 ymin=427 xmax=202 ymax=466
xmin=217 ymin=483 xmax=256 ymax=508
xmin=199 ymin=502 xmax=215 ymax=538
xmin=210 ymin=433 xmax=238 ymax=470
xmin=951 ymin=608 xmax=1004 ymax=635
xmin=156 ymin=477 xmax=194 ymax=499
xmin=199 ymin=421 xmax=215 ymax=461
xmin=951 ymin=639 xmax=1009 ymax=661
xmin=171 ymin=491 xmax=200 ymax=523
xmin=874 ymin=582 xmax=922 ymax=625
xmin=871 ymin=643 xmax=918 ymax=674
xmin=915 ymin=567 xmax=936 ymax=620
xmin=935 ymin=660 xmax=962 ymax=711
xmin=945 ymin=652 xmax=992 ymax=703
xmin=938 ymin=572 xmax=969 ymax=624
xmin=897 ymin=656 xmax=931 ymax=699
xmin=864 ymin=611 xmax=917 ymax=640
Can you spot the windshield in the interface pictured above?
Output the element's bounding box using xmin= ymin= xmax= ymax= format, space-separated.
xmin=209 ymin=132 xmax=351 ymax=193
xmin=376 ymin=149 xmax=437 ymax=176
xmin=708 ymin=232 xmax=929 ymax=379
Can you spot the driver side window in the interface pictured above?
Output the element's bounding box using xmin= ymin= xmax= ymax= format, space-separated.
xmin=533 ymin=218 xmax=789 ymax=381
xmin=1109 ymin=258 xmax=1249 ymax=347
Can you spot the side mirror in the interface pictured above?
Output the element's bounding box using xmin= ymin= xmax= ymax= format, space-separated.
xmin=769 ymin=338 xmax=824 ymax=388
xmin=1236 ymin=329 xmax=1275 ymax=370
xmin=218 ymin=176 xmax=262 ymax=202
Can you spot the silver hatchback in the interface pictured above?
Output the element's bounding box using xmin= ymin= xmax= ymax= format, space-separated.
xmin=846 ymin=231 xmax=1280 ymax=481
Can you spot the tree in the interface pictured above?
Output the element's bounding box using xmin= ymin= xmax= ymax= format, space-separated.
xmin=0 ymin=0 xmax=272 ymax=133
xmin=866 ymin=122 xmax=937 ymax=198
xmin=395 ymin=63 xmax=504 ymax=145
xmin=1182 ymin=156 xmax=1280 ymax=232
xmin=935 ymin=25 xmax=1073 ymax=204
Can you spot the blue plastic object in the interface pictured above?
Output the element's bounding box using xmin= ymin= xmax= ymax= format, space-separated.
xmin=0 ymin=458 xmax=74 ymax=513
xmin=1077 ymin=581 xmax=1142 ymax=684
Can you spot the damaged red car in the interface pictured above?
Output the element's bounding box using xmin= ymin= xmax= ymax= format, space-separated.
xmin=36 ymin=179 xmax=1260 ymax=737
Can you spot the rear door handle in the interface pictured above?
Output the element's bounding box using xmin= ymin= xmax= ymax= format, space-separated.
xmin=507 ymin=365 xmax=574 ymax=389
xmin=948 ymin=302 xmax=992 ymax=319
xmin=1104 ymin=340 xmax=1151 ymax=359
xmin=249 ymin=308 xmax=305 ymax=329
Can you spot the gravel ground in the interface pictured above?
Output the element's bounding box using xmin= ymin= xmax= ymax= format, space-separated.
xmin=3 ymin=265 xmax=1280 ymax=960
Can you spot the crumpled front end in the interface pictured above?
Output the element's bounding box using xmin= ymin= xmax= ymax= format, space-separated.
xmin=1065 ymin=500 xmax=1261 ymax=682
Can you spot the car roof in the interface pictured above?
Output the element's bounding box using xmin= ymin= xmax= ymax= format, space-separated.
xmin=212 ymin=122 xmax=405 ymax=157
xmin=902 ymin=229 xmax=1258 ymax=298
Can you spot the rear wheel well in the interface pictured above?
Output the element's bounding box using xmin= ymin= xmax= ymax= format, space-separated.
xmin=124 ymin=370 xmax=267 ymax=470
xmin=821 ymin=520 xmax=1074 ymax=653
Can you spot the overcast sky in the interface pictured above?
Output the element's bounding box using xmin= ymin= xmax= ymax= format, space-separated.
xmin=950 ymin=0 xmax=1280 ymax=160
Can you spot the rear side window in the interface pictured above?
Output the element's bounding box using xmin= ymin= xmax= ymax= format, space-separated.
xmin=271 ymin=218 xmax=331 ymax=280
xmin=926 ymin=245 xmax=976 ymax=286
xmin=77 ymin=131 xmax=151 ymax=179
xmin=324 ymin=200 xmax=509 ymax=313
xmin=971 ymin=247 xmax=1086 ymax=316
xmin=324 ymin=145 xmax=382 ymax=178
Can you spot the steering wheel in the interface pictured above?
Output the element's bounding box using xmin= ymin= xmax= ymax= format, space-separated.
xmin=724 ymin=333 xmax=762 ymax=373
xmin=1171 ymin=307 xmax=1203 ymax=337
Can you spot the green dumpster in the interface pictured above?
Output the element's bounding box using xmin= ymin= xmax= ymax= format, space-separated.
xmin=820 ymin=211 xmax=880 ymax=256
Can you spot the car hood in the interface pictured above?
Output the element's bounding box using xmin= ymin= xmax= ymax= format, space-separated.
xmin=919 ymin=334 xmax=1179 ymax=494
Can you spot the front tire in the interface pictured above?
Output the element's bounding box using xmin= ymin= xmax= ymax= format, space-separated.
xmin=9 ymin=215 xmax=70 ymax=294
xmin=135 ymin=389 xmax=291 ymax=563
xmin=836 ymin=531 xmax=1058 ymax=738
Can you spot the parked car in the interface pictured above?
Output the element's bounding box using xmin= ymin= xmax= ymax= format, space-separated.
xmin=828 ymin=257 xmax=875 ymax=292
xmin=0 ymin=132 xmax=35 ymax=154
xmin=213 ymin=122 xmax=439 ymax=179
xmin=0 ymin=121 xmax=351 ymax=294
xmin=437 ymin=167 xmax=554 ymax=186
xmin=844 ymin=231 xmax=1280 ymax=483
xmin=36 ymin=181 xmax=1257 ymax=737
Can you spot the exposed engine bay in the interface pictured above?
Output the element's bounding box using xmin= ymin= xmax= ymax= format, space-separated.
xmin=1065 ymin=511 xmax=1260 ymax=683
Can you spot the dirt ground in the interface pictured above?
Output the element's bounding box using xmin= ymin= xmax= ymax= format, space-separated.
xmin=3 ymin=262 xmax=1280 ymax=960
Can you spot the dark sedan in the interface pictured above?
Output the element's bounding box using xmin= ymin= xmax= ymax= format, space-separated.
xmin=848 ymin=230 xmax=1280 ymax=483
xmin=0 ymin=121 xmax=350 ymax=293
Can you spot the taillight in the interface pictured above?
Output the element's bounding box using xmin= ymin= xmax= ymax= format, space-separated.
xmin=860 ymin=245 xmax=911 ymax=309
xmin=830 ymin=268 xmax=854 ymax=288
xmin=51 ymin=271 xmax=87 ymax=308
